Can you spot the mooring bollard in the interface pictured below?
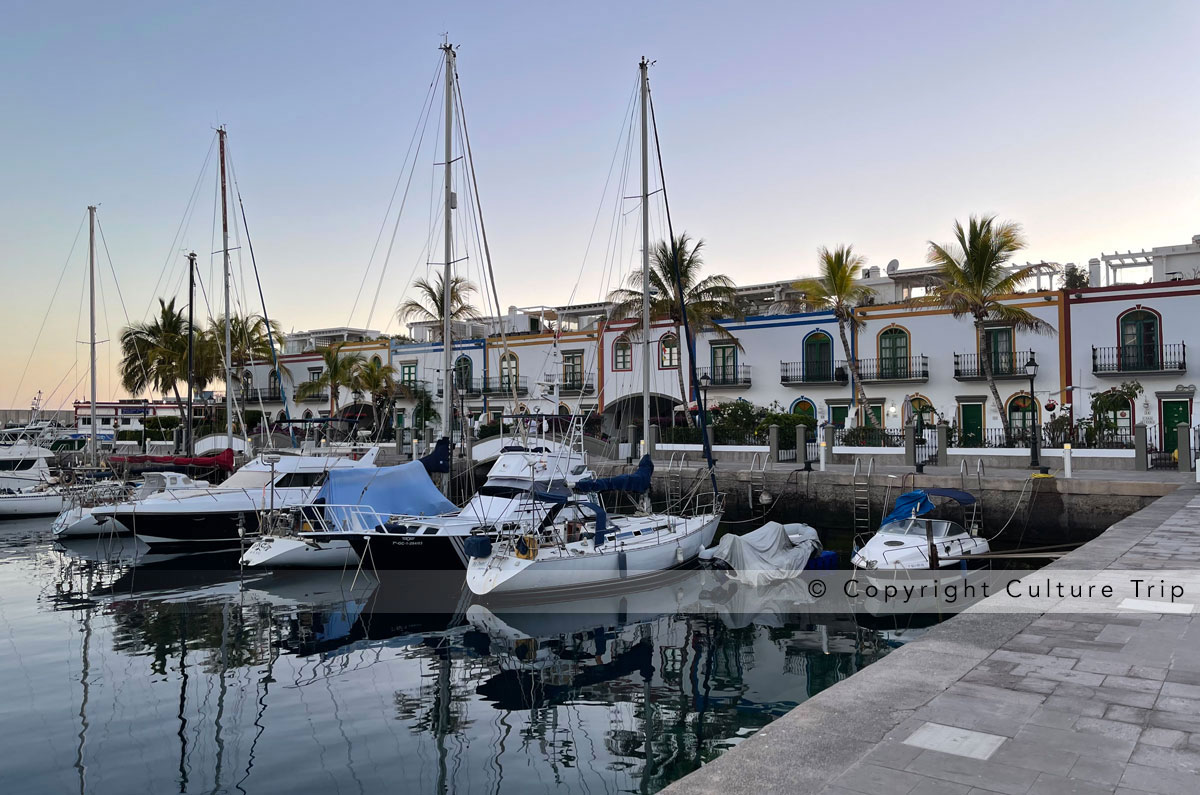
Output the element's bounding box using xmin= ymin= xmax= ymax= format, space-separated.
xmin=1063 ymin=443 xmax=1072 ymax=479
xmin=819 ymin=440 xmax=827 ymax=472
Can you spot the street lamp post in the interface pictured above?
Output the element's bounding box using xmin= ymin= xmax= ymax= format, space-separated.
xmin=1024 ymin=353 xmax=1040 ymax=469
xmin=698 ymin=372 xmax=711 ymax=426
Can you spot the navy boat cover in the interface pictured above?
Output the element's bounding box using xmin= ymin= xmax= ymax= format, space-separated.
xmin=574 ymin=455 xmax=653 ymax=494
xmin=880 ymin=488 xmax=976 ymax=527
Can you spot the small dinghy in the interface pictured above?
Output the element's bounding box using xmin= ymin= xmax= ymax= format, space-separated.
xmin=699 ymin=521 xmax=822 ymax=585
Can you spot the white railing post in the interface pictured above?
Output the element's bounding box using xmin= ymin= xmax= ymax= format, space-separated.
xmin=1063 ymin=443 xmax=1072 ymax=479
xmin=819 ymin=440 xmax=827 ymax=472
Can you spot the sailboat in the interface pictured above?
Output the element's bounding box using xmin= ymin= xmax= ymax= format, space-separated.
xmin=464 ymin=57 xmax=724 ymax=597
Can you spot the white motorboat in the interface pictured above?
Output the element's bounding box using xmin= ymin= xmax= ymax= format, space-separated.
xmin=0 ymin=442 xmax=56 ymax=491
xmin=259 ymin=433 xmax=596 ymax=570
xmin=0 ymin=481 xmax=66 ymax=518
xmin=52 ymin=472 xmax=210 ymax=539
xmin=93 ymin=448 xmax=381 ymax=549
xmin=850 ymin=488 xmax=989 ymax=573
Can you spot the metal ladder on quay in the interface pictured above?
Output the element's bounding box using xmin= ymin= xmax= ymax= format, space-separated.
xmin=959 ymin=458 xmax=985 ymax=533
xmin=852 ymin=457 xmax=874 ymax=540
xmin=747 ymin=453 xmax=770 ymax=514
xmin=666 ymin=453 xmax=687 ymax=509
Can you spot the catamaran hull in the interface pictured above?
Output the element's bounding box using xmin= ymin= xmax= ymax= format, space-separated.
xmin=466 ymin=514 xmax=721 ymax=597
xmin=240 ymin=536 xmax=358 ymax=569
xmin=0 ymin=490 xmax=65 ymax=518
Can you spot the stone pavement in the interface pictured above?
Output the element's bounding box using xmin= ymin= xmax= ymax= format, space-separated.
xmin=665 ymin=485 xmax=1200 ymax=795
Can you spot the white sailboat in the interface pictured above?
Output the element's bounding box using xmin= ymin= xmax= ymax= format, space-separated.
xmin=465 ymin=57 xmax=724 ymax=598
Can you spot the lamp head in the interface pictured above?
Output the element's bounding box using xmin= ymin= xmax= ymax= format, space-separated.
xmin=1024 ymin=353 xmax=1039 ymax=378
xmin=699 ymin=373 xmax=711 ymax=389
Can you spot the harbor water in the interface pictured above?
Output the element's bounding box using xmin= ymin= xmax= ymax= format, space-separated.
xmin=0 ymin=517 xmax=899 ymax=795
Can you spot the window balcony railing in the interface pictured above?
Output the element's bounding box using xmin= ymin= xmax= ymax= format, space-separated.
xmin=954 ymin=351 xmax=1034 ymax=380
xmin=436 ymin=378 xmax=484 ymax=397
xmin=856 ymin=355 xmax=929 ymax=382
xmin=780 ymin=360 xmax=849 ymax=385
xmin=481 ymin=376 xmax=529 ymax=396
xmin=696 ymin=364 xmax=752 ymax=388
xmin=1092 ymin=343 xmax=1186 ymax=375
xmin=244 ymin=387 xmax=284 ymax=402
xmin=295 ymin=389 xmax=329 ymax=403
xmin=548 ymin=373 xmax=596 ymax=395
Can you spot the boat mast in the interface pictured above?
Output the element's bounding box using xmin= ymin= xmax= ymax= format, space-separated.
xmin=87 ymin=205 xmax=98 ymax=467
xmin=639 ymin=57 xmax=651 ymax=456
xmin=441 ymin=40 xmax=456 ymax=481
xmin=218 ymin=127 xmax=233 ymax=451
xmin=186 ymin=251 xmax=197 ymax=457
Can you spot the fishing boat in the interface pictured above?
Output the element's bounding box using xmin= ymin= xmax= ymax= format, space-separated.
xmin=465 ymin=56 xmax=724 ymax=599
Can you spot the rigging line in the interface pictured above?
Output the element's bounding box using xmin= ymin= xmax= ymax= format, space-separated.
xmin=143 ymin=134 xmax=216 ymax=321
xmin=8 ymin=211 xmax=87 ymax=409
xmin=229 ymin=152 xmax=295 ymax=446
xmin=350 ymin=56 xmax=444 ymax=328
xmin=453 ymin=68 xmax=520 ymax=410
xmin=649 ymin=77 xmax=718 ymax=490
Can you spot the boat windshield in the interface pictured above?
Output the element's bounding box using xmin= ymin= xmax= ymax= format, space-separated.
xmin=219 ymin=470 xmax=276 ymax=489
xmin=879 ymin=519 xmax=962 ymax=538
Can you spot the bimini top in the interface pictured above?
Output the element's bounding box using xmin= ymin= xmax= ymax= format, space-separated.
xmin=880 ymin=488 xmax=976 ymax=527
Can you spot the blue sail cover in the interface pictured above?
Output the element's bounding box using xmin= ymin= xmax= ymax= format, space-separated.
xmin=880 ymin=490 xmax=935 ymax=527
xmin=315 ymin=461 xmax=456 ymax=517
xmin=574 ymin=455 xmax=654 ymax=494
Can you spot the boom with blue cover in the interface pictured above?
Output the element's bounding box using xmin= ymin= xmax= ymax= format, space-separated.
xmin=574 ymin=455 xmax=653 ymax=494
xmin=314 ymin=461 xmax=457 ymax=518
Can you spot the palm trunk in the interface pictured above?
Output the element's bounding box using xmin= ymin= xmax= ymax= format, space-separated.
xmin=837 ymin=318 xmax=878 ymax=428
xmin=673 ymin=322 xmax=695 ymax=429
xmin=977 ymin=319 xmax=1009 ymax=446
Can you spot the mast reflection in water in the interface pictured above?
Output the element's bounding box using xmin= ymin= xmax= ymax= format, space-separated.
xmin=0 ymin=520 xmax=896 ymax=794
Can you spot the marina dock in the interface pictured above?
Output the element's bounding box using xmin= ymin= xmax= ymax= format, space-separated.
xmin=665 ymin=484 xmax=1200 ymax=794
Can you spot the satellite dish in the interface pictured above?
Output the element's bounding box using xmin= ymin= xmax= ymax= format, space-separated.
xmin=886 ymin=259 xmax=900 ymax=275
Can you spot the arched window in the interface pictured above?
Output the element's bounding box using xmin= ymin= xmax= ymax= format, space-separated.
xmin=454 ymin=356 xmax=472 ymax=391
xmin=302 ymin=409 xmax=313 ymax=420
xmin=907 ymin=396 xmax=935 ymax=428
xmin=558 ymin=403 xmax=570 ymax=416
xmin=659 ymin=333 xmax=680 ymax=369
xmin=613 ymin=337 xmax=632 ymax=371
xmin=879 ymin=327 xmax=909 ymax=378
xmin=790 ymin=398 xmax=816 ymax=418
xmin=371 ymin=355 xmax=383 ymax=367
xmin=1119 ymin=309 xmax=1160 ymax=370
xmin=1006 ymin=394 xmax=1038 ymax=431
xmin=268 ymin=369 xmax=281 ymax=398
xmin=500 ymin=353 xmax=519 ymax=388
xmin=275 ymin=410 xmax=287 ymax=424
xmin=803 ymin=332 xmax=833 ymax=381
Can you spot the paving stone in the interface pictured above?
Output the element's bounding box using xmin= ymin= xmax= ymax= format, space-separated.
xmin=1069 ymin=755 xmax=1127 ymax=787
xmin=833 ymin=763 xmax=926 ymax=795
xmin=1013 ymin=724 xmax=1137 ymax=763
xmin=1102 ymin=675 xmax=1163 ymax=693
xmin=988 ymin=739 xmax=1078 ymax=775
xmin=1074 ymin=659 xmax=1132 ymax=676
xmin=1164 ymin=667 xmax=1200 ymax=686
xmin=1029 ymin=706 xmax=1079 ymax=729
xmin=1159 ymin=681 xmax=1200 ymax=699
xmin=1118 ymin=762 xmax=1200 ymax=794
xmin=1139 ymin=727 xmax=1186 ymax=748
xmin=1028 ymin=772 xmax=1118 ymax=795
xmin=1128 ymin=665 xmax=1167 ymax=681
xmin=1041 ymin=695 xmax=1107 ymax=717
xmin=1012 ymin=666 xmax=1105 ymax=686
xmin=861 ymin=740 xmax=925 ymax=770
xmin=1129 ymin=743 xmax=1200 ymax=773
xmin=1073 ymin=717 xmax=1144 ymax=742
xmin=1153 ymin=694 xmax=1200 ymax=714
xmin=904 ymin=749 xmax=1040 ymax=795
xmin=907 ymin=779 xmax=971 ymax=795
xmin=1102 ymin=704 xmax=1149 ymax=725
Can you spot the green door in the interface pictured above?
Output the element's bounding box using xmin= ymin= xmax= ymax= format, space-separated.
xmin=804 ymin=334 xmax=833 ymax=381
xmin=960 ymin=403 xmax=984 ymax=447
xmin=864 ymin=404 xmax=883 ymax=428
xmin=830 ymin=405 xmax=848 ymax=428
xmin=1162 ymin=400 xmax=1190 ymax=455
xmin=986 ymin=327 xmax=1014 ymax=375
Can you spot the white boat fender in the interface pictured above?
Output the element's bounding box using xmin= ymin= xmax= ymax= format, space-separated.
xmin=675 ymin=546 xmax=684 ymax=564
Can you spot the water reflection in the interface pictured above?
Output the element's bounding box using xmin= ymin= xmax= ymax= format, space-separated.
xmin=0 ymin=524 xmax=896 ymax=794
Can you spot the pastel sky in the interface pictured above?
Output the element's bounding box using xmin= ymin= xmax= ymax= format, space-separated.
xmin=3 ymin=1 xmax=1198 ymax=409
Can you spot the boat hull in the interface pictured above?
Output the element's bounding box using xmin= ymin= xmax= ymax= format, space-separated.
xmin=467 ymin=514 xmax=721 ymax=597
xmin=0 ymin=490 xmax=65 ymax=518
xmin=240 ymin=536 xmax=357 ymax=569
xmin=106 ymin=509 xmax=261 ymax=549
xmin=52 ymin=505 xmax=131 ymax=538
xmin=341 ymin=533 xmax=471 ymax=571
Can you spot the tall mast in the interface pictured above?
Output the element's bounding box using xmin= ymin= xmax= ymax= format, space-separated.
xmin=218 ymin=127 xmax=233 ymax=450
xmin=186 ymin=251 xmax=197 ymax=457
xmin=87 ymin=205 xmax=98 ymax=466
xmin=639 ymin=57 xmax=651 ymax=455
xmin=441 ymin=40 xmax=456 ymax=474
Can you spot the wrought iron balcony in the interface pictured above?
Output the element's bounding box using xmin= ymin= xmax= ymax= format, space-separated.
xmin=436 ymin=378 xmax=484 ymax=397
xmin=1093 ymin=343 xmax=1186 ymax=375
xmin=856 ymin=355 xmax=929 ymax=382
xmin=294 ymin=389 xmax=329 ymax=403
xmin=696 ymin=365 xmax=752 ymax=388
xmin=954 ymin=351 xmax=1034 ymax=380
xmin=780 ymin=360 xmax=849 ymax=385
xmin=481 ymin=376 xmax=529 ymax=396
xmin=555 ymin=374 xmax=596 ymax=395
xmin=244 ymin=387 xmax=284 ymax=402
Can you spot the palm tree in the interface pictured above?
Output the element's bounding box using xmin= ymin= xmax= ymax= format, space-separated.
xmin=294 ymin=344 xmax=367 ymax=418
xmin=925 ymin=215 xmax=1055 ymax=444
xmin=607 ymin=234 xmax=742 ymax=426
xmin=354 ymin=358 xmax=400 ymax=440
xmin=398 ymin=273 xmax=482 ymax=341
xmin=793 ymin=245 xmax=878 ymax=427
xmin=119 ymin=298 xmax=217 ymax=406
